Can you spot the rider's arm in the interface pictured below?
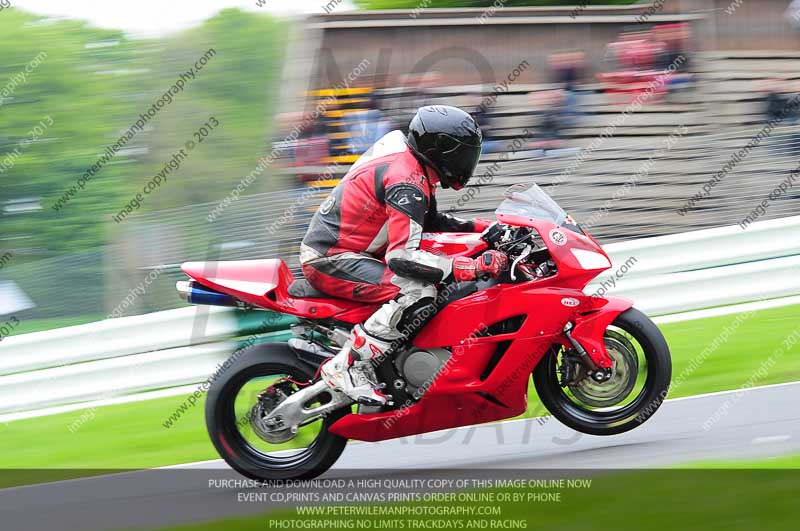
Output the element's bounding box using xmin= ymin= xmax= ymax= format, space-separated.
xmin=384 ymin=182 xmax=453 ymax=283
xmin=424 ymin=195 xmax=493 ymax=233
xmin=383 ymin=184 xmax=506 ymax=283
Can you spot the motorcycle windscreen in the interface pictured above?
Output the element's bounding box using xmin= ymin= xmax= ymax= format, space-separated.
xmin=496 ymin=183 xmax=567 ymax=224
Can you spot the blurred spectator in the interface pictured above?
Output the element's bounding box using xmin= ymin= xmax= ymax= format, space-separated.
xmin=757 ymin=78 xmax=800 ymax=154
xmin=762 ymin=79 xmax=793 ymax=122
xmin=549 ymin=51 xmax=587 ymax=128
xmin=654 ymin=23 xmax=690 ymax=70
xmin=271 ymin=111 xmax=302 ymax=168
xmin=609 ymin=30 xmax=664 ymax=71
xmin=759 ymin=78 xmax=799 ymax=122
xmin=600 ymin=27 xmax=694 ymax=103
xmin=528 ymin=89 xmax=567 ymax=156
xmin=601 ymin=30 xmax=664 ymax=103
xmin=282 ymin=109 xmax=328 ymax=179
xmin=396 ymin=70 xmax=446 ymax=129
xmin=470 ymin=91 xmax=503 ymax=154
xmin=372 ymin=74 xmax=407 ymax=132
xmin=654 ymin=22 xmax=693 ymax=94
xmin=345 ymin=94 xmax=392 ymax=154
xmin=550 ymin=51 xmax=586 ymax=91
xmin=271 ymin=110 xmax=329 ymax=174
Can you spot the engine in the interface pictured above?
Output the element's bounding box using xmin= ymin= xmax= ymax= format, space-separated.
xmin=394 ymin=347 xmax=452 ymax=398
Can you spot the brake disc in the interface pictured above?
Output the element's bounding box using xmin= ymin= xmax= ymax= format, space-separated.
xmin=570 ymin=334 xmax=639 ymax=408
xmin=249 ymin=382 xmax=297 ymax=444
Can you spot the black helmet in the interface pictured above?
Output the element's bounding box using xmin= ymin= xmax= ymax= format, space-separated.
xmin=407 ymin=105 xmax=482 ymax=190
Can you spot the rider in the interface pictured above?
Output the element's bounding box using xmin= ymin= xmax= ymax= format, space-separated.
xmin=299 ymin=105 xmax=508 ymax=406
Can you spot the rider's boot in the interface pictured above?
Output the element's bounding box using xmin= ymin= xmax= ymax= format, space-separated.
xmin=320 ymin=324 xmax=393 ymax=406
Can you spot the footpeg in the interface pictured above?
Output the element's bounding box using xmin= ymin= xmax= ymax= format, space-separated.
xmin=357 ymin=396 xmax=387 ymax=407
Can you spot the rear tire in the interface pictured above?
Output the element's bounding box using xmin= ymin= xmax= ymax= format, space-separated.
xmin=205 ymin=345 xmax=349 ymax=480
xmin=533 ymin=307 xmax=671 ymax=436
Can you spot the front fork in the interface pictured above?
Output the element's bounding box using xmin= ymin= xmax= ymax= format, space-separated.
xmin=563 ymin=321 xmax=613 ymax=383
xmin=564 ymin=295 xmax=634 ymax=376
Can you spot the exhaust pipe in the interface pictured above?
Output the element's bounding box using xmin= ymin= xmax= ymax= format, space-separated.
xmin=176 ymin=281 xmax=191 ymax=301
xmin=176 ymin=280 xmax=239 ymax=307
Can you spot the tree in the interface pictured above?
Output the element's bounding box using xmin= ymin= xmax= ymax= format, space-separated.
xmin=0 ymin=8 xmax=287 ymax=255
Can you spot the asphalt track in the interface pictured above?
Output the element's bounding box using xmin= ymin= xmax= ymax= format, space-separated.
xmin=2 ymin=382 xmax=799 ymax=531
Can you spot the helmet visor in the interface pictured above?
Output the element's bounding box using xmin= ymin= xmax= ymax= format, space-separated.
xmin=437 ymin=134 xmax=482 ymax=189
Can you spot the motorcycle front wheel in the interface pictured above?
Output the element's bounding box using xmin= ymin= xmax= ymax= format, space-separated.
xmin=533 ymin=307 xmax=672 ymax=436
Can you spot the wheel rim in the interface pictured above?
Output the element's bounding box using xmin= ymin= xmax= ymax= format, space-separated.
xmin=219 ymin=366 xmax=331 ymax=471
xmin=570 ymin=333 xmax=639 ymax=407
xmin=549 ymin=322 xmax=655 ymax=424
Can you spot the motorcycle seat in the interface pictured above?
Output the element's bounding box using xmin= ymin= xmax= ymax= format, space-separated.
xmin=287 ymin=279 xmax=337 ymax=299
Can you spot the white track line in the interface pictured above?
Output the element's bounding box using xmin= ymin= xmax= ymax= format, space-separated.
xmin=752 ymin=435 xmax=791 ymax=445
xmin=0 ymin=385 xmax=200 ymax=425
xmin=653 ymin=295 xmax=800 ymax=324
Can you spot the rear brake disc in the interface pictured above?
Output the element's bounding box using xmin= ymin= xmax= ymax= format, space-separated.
xmin=249 ymin=383 xmax=297 ymax=444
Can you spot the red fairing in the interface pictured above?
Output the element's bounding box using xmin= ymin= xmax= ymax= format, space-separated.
xmin=329 ymin=217 xmax=624 ymax=441
xmin=329 ymin=287 xmax=619 ymax=442
xmin=570 ymin=295 xmax=634 ymax=365
xmin=497 ymin=214 xmax=612 ymax=290
xmin=181 ymin=259 xmax=378 ymax=322
xmin=419 ymin=232 xmax=487 ymax=258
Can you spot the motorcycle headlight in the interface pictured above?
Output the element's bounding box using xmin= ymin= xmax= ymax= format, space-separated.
xmin=571 ymin=249 xmax=611 ymax=270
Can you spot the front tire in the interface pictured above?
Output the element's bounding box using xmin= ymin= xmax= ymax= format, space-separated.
xmin=533 ymin=307 xmax=671 ymax=436
xmin=205 ymin=344 xmax=349 ymax=480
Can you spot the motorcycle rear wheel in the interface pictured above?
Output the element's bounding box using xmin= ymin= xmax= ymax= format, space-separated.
xmin=205 ymin=345 xmax=349 ymax=480
xmin=533 ymin=307 xmax=672 ymax=436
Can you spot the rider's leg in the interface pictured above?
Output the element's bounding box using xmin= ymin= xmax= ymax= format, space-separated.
xmin=361 ymin=275 xmax=437 ymax=342
xmin=325 ymin=279 xmax=437 ymax=405
xmin=300 ymin=252 xmax=399 ymax=303
xmin=301 ymin=256 xmax=435 ymax=405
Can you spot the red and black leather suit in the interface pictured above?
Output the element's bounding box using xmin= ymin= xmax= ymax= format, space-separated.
xmin=300 ymin=131 xmax=487 ymax=340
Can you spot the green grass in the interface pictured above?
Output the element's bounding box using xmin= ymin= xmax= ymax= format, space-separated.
xmin=684 ymin=452 xmax=800 ymax=469
xmin=1 ymin=393 xmax=211 ymax=470
xmin=662 ymin=304 xmax=800 ymax=395
xmin=1 ymin=304 xmax=798 ymax=483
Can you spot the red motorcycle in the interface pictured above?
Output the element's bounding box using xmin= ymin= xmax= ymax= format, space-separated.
xmin=177 ymin=183 xmax=671 ymax=480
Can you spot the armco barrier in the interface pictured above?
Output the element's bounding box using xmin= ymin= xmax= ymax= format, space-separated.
xmin=0 ymin=307 xmax=295 ymax=414
xmin=594 ymin=215 xmax=800 ymax=281
xmin=0 ymin=306 xmax=295 ymax=376
xmin=1 ymin=215 xmax=798 ymax=415
xmin=588 ymin=215 xmax=800 ymax=315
